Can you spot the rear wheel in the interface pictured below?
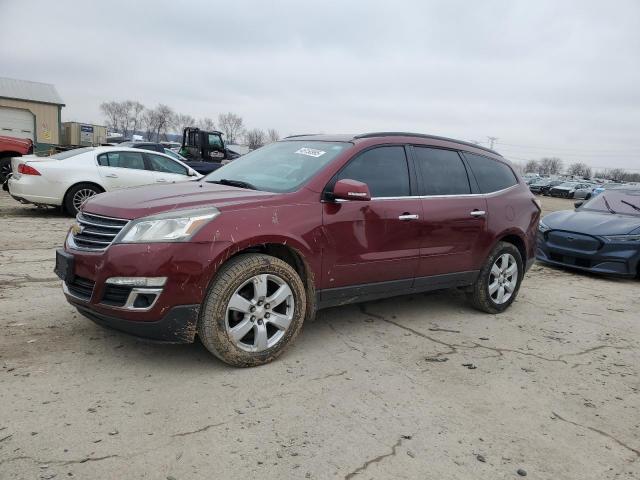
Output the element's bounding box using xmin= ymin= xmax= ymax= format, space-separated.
xmin=198 ymin=254 xmax=307 ymax=367
xmin=468 ymin=242 xmax=523 ymax=314
xmin=64 ymin=183 xmax=102 ymax=216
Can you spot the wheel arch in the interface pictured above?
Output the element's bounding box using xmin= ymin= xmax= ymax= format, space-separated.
xmin=206 ymin=238 xmax=318 ymax=322
xmin=496 ymin=231 xmax=527 ymax=265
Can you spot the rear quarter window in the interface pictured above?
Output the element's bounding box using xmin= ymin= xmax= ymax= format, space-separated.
xmin=464 ymin=153 xmax=518 ymax=193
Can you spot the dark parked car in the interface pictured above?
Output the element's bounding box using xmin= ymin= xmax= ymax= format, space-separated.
xmin=537 ymin=187 xmax=640 ymax=277
xmin=549 ymin=181 xmax=593 ymax=198
xmin=530 ymin=179 xmax=563 ymax=195
xmin=55 ymin=132 xmax=540 ymax=366
xmin=118 ymin=141 xmax=224 ymax=175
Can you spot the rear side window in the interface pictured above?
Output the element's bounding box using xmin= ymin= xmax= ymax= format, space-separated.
xmin=413 ymin=147 xmax=470 ymax=195
xmin=97 ymin=151 xmax=145 ymax=170
xmin=147 ymin=154 xmax=188 ymax=175
xmin=338 ymin=146 xmax=410 ymax=197
xmin=464 ymin=153 xmax=518 ymax=193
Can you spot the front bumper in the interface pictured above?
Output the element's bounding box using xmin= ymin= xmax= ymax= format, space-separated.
xmin=536 ymin=231 xmax=639 ymax=277
xmin=58 ymin=238 xmax=232 ymax=341
xmin=73 ymin=302 xmax=199 ymax=343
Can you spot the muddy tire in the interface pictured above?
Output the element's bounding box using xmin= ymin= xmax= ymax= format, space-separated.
xmin=64 ymin=183 xmax=102 ymax=216
xmin=468 ymin=241 xmax=523 ymax=314
xmin=198 ymin=253 xmax=307 ymax=367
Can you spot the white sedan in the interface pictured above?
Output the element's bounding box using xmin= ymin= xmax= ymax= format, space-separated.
xmin=7 ymin=146 xmax=201 ymax=215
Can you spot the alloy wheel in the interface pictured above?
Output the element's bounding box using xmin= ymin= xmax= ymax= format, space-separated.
xmin=225 ymin=273 xmax=295 ymax=352
xmin=72 ymin=188 xmax=97 ymax=211
xmin=488 ymin=253 xmax=518 ymax=305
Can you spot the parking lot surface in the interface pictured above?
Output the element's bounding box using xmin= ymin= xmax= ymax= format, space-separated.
xmin=1 ymin=192 xmax=638 ymax=479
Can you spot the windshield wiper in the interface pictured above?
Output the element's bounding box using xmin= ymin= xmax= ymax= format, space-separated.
xmin=601 ymin=195 xmax=617 ymax=214
xmin=209 ymin=178 xmax=258 ymax=190
xmin=620 ymin=199 xmax=640 ymax=212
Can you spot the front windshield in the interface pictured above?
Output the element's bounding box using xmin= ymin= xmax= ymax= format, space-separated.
xmin=204 ymin=141 xmax=351 ymax=192
xmin=582 ymin=190 xmax=640 ymax=216
xmin=164 ymin=149 xmax=186 ymax=161
xmin=559 ymin=182 xmax=579 ymax=188
xmin=533 ymin=179 xmax=550 ymax=186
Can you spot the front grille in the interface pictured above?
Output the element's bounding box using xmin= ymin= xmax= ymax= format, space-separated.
xmin=66 ymin=276 xmax=95 ymax=300
xmin=101 ymin=284 xmax=132 ymax=307
xmin=549 ymin=252 xmax=592 ymax=268
xmin=547 ymin=231 xmax=601 ymax=252
xmin=72 ymin=212 xmax=129 ymax=251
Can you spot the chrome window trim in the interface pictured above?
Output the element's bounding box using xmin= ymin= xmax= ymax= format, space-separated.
xmin=365 ymin=184 xmax=520 ymax=201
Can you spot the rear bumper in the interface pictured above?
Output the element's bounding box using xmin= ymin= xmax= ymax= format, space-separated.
xmin=7 ymin=177 xmax=62 ymax=206
xmin=74 ymin=302 xmax=199 ymax=343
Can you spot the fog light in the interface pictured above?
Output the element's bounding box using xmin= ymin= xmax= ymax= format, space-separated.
xmin=105 ymin=277 xmax=167 ymax=287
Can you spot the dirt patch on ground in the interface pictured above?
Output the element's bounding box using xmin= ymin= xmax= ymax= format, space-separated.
xmin=0 ymin=192 xmax=638 ymax=479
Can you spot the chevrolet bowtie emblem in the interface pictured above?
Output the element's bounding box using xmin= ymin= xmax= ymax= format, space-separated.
xmin=71 ymin=223 xmax=84 ymax=235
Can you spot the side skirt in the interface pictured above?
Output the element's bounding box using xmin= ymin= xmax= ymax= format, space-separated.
xmin=316 ymin=271 xmax=479 ymax=309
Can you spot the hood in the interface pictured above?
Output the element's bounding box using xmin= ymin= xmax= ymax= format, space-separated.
xmin=83 ymin=181 xmax=277 ymax=219
xmin=543 ymin=209 xmax=640 ymax=235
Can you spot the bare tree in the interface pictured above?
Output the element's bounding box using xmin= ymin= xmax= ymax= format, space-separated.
xmin=524 ymin=160 xmax=539 ymax=173
xmin=607 ymin=168 xmax=627 ymax=182
xmin=153 ymin=104 xmax=174 ymax=141
xmin=173 ymin=113 xmax=196 ymax=134
xmin=244 ymin=128 xmax=266 ymax=150
xmin=217 ymin=112 xmax=244 ymax=144
xmin=567 ymin=162 xmax=592 ymax=178
xmin=128 ymin=101 xmax=145 ymax=136
xmin=101 ymin=100 xmax=146 ymax=138
xmin=100 ymin=101 xmax=122 ymax=133
xmin=142 ymin=109 xmax=160 ymax=141
xmin=197 ymin=117 xmax=216 ymax=131
xmin=539 ymin=157 xmax=563 ymax=175
xmin=266 ymin=129 xmax=280 ymax=143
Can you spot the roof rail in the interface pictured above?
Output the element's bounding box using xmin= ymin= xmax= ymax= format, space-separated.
xmin=283 ymin=133 xmax=322 ymax=139
xmin=353 ymin=132 xmax=501 ymax=156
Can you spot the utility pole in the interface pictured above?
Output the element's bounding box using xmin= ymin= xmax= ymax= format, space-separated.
xmin=487 ymin=136 xmax=498 ymax=149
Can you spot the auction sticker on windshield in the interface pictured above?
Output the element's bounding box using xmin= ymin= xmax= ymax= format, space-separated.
xmin=295 ymin=147 xmax=326 ymax=158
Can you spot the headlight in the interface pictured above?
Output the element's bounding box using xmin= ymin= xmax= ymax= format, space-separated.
xmin=116 ymin=207 xmax=220 ymax=243
xmin=538 ymin=221 xmax=551 ymax=233
xmin=602 ymin=234 xmax=640 ymax=242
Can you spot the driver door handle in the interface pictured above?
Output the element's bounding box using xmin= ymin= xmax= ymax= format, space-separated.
xmin=398 ymin=213 xmax=419 ymax=221
xmin=156 ymin=178 xmax=168 ymax=183
xmin=470 ymin=210 xmax=486 ymax=217
xmin=105 ymin=173 xmax=118 ymax=178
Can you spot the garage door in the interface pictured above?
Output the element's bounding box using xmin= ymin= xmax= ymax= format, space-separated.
xmin=0 ymin=106 xmax=35 ymax=141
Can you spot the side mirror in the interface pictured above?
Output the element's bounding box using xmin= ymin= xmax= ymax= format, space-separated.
xmin=333 ymin=179 xmax=371 ymax=201
xmin=188 ymin=168 xmax=198 ymax=177
xmin=574 ymin=201 xmax=583 ymax=209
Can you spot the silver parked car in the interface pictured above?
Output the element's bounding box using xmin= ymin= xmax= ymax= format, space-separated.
xmin=573 ymin=184 xmax=600 ymax=200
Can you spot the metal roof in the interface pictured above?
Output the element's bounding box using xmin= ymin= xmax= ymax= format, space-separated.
xmin=0 ymin=77 xmax=65 ymax=106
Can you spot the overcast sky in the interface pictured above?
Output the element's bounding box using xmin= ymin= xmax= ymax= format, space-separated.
xmin=2 ymin=0 xmax=639 ymax=169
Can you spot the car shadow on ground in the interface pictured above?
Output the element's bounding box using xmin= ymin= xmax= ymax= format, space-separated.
xmin=66 ymin=287 xmax=474 ymax=370
xmin=1 ymin=204 xmax=68 ymax=219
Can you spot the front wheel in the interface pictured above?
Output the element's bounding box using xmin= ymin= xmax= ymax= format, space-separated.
xmin=198 ymin=254 xmax=307 ymax=367
xmin=468 ymin=242 xmax=523 ymax=314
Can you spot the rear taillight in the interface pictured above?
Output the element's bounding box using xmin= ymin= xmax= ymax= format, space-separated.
xmin=18 ymin=163 xmax=41 ymax=176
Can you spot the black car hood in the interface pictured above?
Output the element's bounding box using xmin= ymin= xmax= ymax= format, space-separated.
xmin=543 ymin=209 xmax=640 ymax=235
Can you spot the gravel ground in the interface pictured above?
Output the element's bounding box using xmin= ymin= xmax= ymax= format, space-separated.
xmin=0 ymin=191 xmax=638 ymax=480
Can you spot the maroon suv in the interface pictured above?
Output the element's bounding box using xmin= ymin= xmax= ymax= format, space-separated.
xmin=55 ymin=133 xmax=540 ymax=366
